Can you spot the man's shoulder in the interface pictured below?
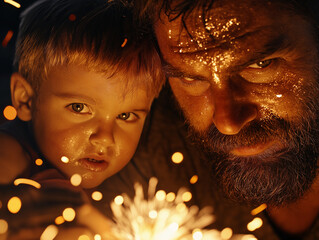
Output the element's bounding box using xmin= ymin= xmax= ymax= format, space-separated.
xmin=0 ymin=126 xmax=29 ymax=184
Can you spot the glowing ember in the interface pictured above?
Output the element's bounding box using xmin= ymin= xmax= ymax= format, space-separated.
xmin=2 ymin=30 xmax=14 ymax=47
xmin=62 ymin=207 xmax=76 ymax=222
xmin=35 ymin=158 xmax=43 ymax=166
xmin=190 ymin=175 xmax=198 ymax=184
xmin=70 ymin=173 xmax=82 ymax=186
xmin=171 ymin=152 xmax=184 ymax=164
xmin=94 ymin=235 xmax=102 ymax=240
xmin=54 ymin=216 xmax=65 ymax=225
xmin=250 ymin=204 xmax=267 ymax=216
xmin=61 ymin=156 xmax=69 ymax=163
xmin=14 ymin=178 xmax=41 ymax=189
xmin=92 ymin=191 xmax=103 ymax=201
xmin=247 ymin=217 xmax=263 ymax=232
xmin=40 ymin=225 xmax=58 ymax=240
xmin=121 ymin=38 xmax=128 ymax=47
xmin=4 ymin=0 xmax=20 ymax=8
xmin=0 ymin=219 xmax=8 ymax=234
xmin=3 ymin=105 xmax=17 ymax=120
xmin=7 ymin=196 xmax=21 ymax=214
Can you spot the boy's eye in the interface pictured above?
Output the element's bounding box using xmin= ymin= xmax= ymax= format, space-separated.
xmin=247 ymin=59 xmax=273 ymax=69
xmin=117 ymin=112 xmax=138 ymax=122
xmin=68 ymin=103 xmax=90 ymax=113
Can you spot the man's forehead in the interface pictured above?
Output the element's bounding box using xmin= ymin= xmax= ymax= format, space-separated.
xmin=156 ymin=0 xmax=296 ymax=47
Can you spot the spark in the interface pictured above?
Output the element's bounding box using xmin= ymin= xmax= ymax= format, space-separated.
xmin=62 ymin=207 xmax=76 ymax=222
xmin=35 ymin=158 xmax=43 ymax=166
xmin=7 ymin=196 xmax=21 ymax=214
xmin=247 ymin=217 xmax=263 ymax=231
xmin=171 ymin=152 xmax=184 ymax=164
xmin=121 ymin=38 xmax=128 ymax=47
xmin=0 ymin=219 xmax=8 ymax=234
xmin=3 ymin=105 xmax=17 ymax=120
xmin=2 ymin=30 xmax=14 ymax=47
xmin=250 ymin=204 xmax=267 ymax=216
xmin=92 ymin=191 xmax=103 ymax=201
xmin=190 ymin=175 xmax=198 ymax=184
xmin=54 ymin=216 xmax=65 ymax=225
xmin=70 ymin=173 xmax=82 ymax=186
xmin=14 ymin=178 xmax=41 ymax=189
xmin=61 ymin=156 xmax=69 ymax=163
xmin=3 ymin=0 xmax=20 ymax=8
xmin=40 ymin=225 xmax=58 ymax=240
xmin=220 ymin=227 xmax=233 ymax=239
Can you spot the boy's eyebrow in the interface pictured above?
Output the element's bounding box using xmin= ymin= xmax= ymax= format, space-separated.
xmin=162 ymin=62 xmax=207 ymax=81
xmin=54 ymin=93 xmax=96 ymax=104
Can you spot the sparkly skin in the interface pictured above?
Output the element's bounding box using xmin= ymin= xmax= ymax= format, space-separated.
xmin=155 ymin=0 xmax=319 ymax=234
xmin=156 ymin=0 xmax=317 ymax=136
xmin=30 ymin=65 xmax=152 ymax=188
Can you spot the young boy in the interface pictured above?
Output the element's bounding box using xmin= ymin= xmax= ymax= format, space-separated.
xmin=0 ymin=0 xmax=164 ymax=189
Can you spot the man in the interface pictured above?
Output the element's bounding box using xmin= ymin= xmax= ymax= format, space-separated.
xmin=99 ymin=0 xmax=319 ymax=238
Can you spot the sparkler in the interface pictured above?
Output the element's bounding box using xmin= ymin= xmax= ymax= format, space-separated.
xmin=109 ymin=177 xmax=256 ymax=240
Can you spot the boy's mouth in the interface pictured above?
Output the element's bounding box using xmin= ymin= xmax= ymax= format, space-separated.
xmin=78 ymin=158 xmax=109 ymax=172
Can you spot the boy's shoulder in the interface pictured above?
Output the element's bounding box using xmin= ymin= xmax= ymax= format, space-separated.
xmin=0 ymin=131 xmax=29 ymax=184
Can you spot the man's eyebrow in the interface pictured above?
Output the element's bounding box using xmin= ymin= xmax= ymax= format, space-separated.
xmin=162 ymin=62 xmax=207 ymax=81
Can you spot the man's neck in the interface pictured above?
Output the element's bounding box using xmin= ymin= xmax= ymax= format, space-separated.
xmin=267 ymin=177 xmax=319 ymax=236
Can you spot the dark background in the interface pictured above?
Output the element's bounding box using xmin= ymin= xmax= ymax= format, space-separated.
xmin=0 ymin=0 xmax=36 ymax=123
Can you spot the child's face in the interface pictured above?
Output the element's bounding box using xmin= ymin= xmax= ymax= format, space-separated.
xmin=31 ymin=64 xmax=153 ymax=188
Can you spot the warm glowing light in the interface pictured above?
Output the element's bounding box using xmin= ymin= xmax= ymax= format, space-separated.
xmin=78 ymin=235 xmax=90 ymax=240
xmin=62 ymin=207 xmax=76 ymax=222
xmin=241 ymin=236 xmax=258 ymax=240
xmin=114 ymin=195 xmax=124 ymax=205
xmin=35 ymin=158 xmax=43 ymax=166
xmin=171 ymin=152 xmax=184 ymax=164
xmin=148 ymin=210 xmax=158 ymax=219
xmin=54 ymin=216 xmax=65 ymax=225
xmin=94 ymin=235 xmax=102 ymax=240
xmin=3 ymin=105 xmax=17 ymax=120
xmin=4 ymin=0 xmax=20 ymax=8
xmin=70 ymin=174 xmax=82 ymax=186
xmin=247 ymin=217 xmax=263 ymax=231
xmin=91 ymin=191 xmax=103 ymax=201
xmin=220 ymin=227 xmax=233 ymax=239
xmin=182 ymin=191 xmax=192 ymax=202
xmin=69 ymin=14 xmax=76 ymax=21
xmin=40 ymin=225 xmax=58 ymax=240
xmin=190 ymin=175 xmax=198 ymax=184
xmin=61 ymin=156 xmax=69 ymax=163
xmin=155 ymin=190 xmax=166 ymax=201
xmin=176 ymin=202 xmax=186 ymax=212
xmin=250 ymin=204 xmax=267 ymax=216
xmin=2 ymin=30 xmax=13 ymax=47
xmin=166 ymin=192 xmax=176 ymax=202
xmin=14 ymin=178 xmax=41 ymax=189
xmin=7 ymin=196 xmax=22 ymax=214
xmin=121 ymin=38 xmax=127 ymax=47
xmin=192 ymin=229 xmax=203 ymax=240
xmin=0 ymin=219 xmax=8 ymax=234
xmin=276 ymin=94 xmax=282 ymax=98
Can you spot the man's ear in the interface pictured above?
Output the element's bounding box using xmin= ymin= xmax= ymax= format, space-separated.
xmin=10 ymin=73 xmax=34 ymax=121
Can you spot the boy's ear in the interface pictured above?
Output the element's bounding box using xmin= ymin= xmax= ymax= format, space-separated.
xmin=10 ymin=73 xmax=34 ymax=121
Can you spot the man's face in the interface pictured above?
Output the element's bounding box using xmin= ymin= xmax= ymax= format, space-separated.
xmin=155 ymin=0 xmax=319 ymax=205
xmin=32 ymin=64 xmax=152 ymax=188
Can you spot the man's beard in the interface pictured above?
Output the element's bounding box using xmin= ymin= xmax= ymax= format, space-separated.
xmin=188 ymin=96 xmax=319 ymax=207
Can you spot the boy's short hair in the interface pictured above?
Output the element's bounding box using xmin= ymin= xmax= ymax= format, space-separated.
xmin=14 ymin=0 xmax=165 ymax=97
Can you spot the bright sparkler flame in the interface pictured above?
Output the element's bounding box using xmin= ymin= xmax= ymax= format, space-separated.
xmin=107 ymin=177 xmax=255 ymax=240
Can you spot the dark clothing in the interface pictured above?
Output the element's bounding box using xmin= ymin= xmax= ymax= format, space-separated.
xmin=0 ymin=119 xmax=52 ymax=178
xmin=94 ymin=87 xmax=319 ymax=240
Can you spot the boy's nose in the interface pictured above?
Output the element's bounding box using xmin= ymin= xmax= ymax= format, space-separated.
xmin=211 ymin=87 xmax=258 ymax=135
xmin=89 ymin=123 xmax=115 ymax=148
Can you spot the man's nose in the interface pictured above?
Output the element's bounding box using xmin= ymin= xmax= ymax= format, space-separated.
xmin=212 ymin=87 xmax=257 ymax=135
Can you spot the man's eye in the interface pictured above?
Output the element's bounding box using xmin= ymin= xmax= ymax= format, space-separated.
xmin=247 ymin=59 xmax=273 ymax=69
xmin=117 ymin=112 xmax=139 ymax=122
xmin=68 ymin=103 xmax=90 ymax=113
